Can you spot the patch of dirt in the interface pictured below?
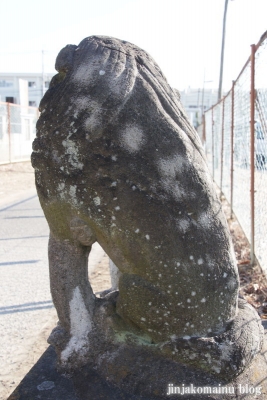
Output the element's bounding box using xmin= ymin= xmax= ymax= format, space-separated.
xmin=220 ymin=192 xmax=267 ymax=320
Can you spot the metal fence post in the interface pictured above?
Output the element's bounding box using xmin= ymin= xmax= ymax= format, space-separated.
xmin=202 ymin=113 xmax=206 ymax=147
xmin=220 ymin=98 xmax=225 ymax=197
xmin=212 ymin=107 xmax=215 ymax=179
xmin=7 ymin=102 xmax=11 ymax=163
xmin=250 ymin=44 xmax=256 ymax=265
xmin=230 ymin=81 xmax=235 ymax=219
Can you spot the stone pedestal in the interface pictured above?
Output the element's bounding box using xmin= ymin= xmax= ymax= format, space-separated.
xmin=7 ymin=322 xmax=267 ymax=400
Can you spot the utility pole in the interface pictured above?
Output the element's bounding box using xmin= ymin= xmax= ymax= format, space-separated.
xmin=218 ymin=0 xmax=229 ymax=102
xmin=42 ymin=50 xmax=45 ymax=97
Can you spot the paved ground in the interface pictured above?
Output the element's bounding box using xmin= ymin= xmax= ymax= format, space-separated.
xmin=0 ymin=162 xmax=109 ymax=400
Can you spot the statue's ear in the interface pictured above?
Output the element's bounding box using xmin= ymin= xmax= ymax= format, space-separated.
xmin=55 ymin=44 xmax=77 ymax=73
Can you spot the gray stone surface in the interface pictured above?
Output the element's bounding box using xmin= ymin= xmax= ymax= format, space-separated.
xmin=7 ymin=328 xmax=267 ymax=399
xmin=31 ymin=35 xmax=263 ymax=397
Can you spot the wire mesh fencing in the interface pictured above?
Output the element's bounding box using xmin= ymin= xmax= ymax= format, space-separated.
xmin=232 ymin=60 xmax=251 ymax=248
xmin=254 ymin=36 xmax=267 ymax=274
xmin=0 ymin=102 xmax=39 ymax=164
xmin=203 ymin=31 xmax=267 ymax=276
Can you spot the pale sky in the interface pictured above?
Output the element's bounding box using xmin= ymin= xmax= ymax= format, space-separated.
xmin=1 ymin=0 xmax=266 ymax=92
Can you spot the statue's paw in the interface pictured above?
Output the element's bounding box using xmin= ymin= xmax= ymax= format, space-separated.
xmin=60 ymin=336 xmax=90 ymax=368
xmin=96 ymin=288 xmax=117 ymax=298
xmin=47 ymin=324 xmax=69 ymax=349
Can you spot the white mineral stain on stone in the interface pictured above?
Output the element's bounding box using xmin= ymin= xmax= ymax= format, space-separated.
xmin=177 ymin=218 xmax=190 ymax=233
xmin=189 ymin=255 xmax=194 ymax=260
xmin=198 ymin=258 xmax=203 ymax=265
xmin=183 ymin=335 xmax=191 ymax=340
xmin=135 ymin=229 xmax=140 ymax=233
xmin=200 ymin=298 xmax=206 ymax=303
xmin=93 ymin=197 xmax=101 ymax=206
xmin=99 ymin=70 xmax=105 ymax=75
xmin=145 ymin=235 xmax=150 ymax=240
xmin=62 ymin=139 xmax=83 ymax=170
xmin=223 ymin=273 xmax=228 ymax=278
xmin=111 ymin=182 xmax=117 ymax=187
xmin=198 ymin=211 xmax=212 ymax=229
xmin=120 ymin=125 xmax=145 ymax=153
xmin=61 ymin=286 xmax=92 ymax=362
xmin=115 ymin=206 xmax=120 ymax=211
xmin=191 ymin=291 xmax=196 ymax=296
xmin=58 ymin=183 xmax=66 ymax=200
xmin=111 ymin=155 xmax=117 ymax=161
xmin=69 ymin=185 xmax=78 ymax=205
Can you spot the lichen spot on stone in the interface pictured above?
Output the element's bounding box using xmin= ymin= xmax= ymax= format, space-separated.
xmin=200 ymin=298 xmax=206 ymax=303
xmin=145 ymin=234 xmax=150 ymax=240
xmin=177 ymin=218 xmax=190 ymax=233
xmin=120 ymin=125 xmax=144 ymax=153
xmin=69 ymin=185 xmax=77 ymax=202
xmin=223 ymin=272 xmax=228 ymax=278
xmin=135 ymin=229 xmax=140 ymax=233
xmin=191 ymin=291 xmax=196 ymax=296
xmin=93 ymin=197 xmax=101 ymax=206
xmin=99 ymin=70 xmax=105 ymax=75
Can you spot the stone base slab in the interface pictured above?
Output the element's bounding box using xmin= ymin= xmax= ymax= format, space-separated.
xmin=7 ymin=323 xmax=267 ymax=400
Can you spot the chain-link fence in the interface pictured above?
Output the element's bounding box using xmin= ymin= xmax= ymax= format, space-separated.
xmin=0 ymin=102 xmax=39 ymax=164
xmin=203 ymin=31 xmax=267 ymax=276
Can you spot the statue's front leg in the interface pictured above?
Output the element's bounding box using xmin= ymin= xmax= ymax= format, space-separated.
xmin=48 ymin=233 xmax=95 ymax=365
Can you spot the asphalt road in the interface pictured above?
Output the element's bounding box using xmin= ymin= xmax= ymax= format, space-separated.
xmin=0 ymin=190 xmax=105 ymax=399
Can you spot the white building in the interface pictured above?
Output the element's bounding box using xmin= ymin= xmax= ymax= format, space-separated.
xmin=179 ymin=88 xmax=218 ymax=129
xmin=0 ymin=72 xmax=55 ymax=107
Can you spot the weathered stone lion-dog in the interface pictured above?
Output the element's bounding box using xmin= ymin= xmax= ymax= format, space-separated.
xmin=31 ymin=36 xmax=263 ymax=389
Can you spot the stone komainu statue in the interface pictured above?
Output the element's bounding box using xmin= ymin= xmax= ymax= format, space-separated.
xmin=32 ymin=36 xmax=263 ymax=396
